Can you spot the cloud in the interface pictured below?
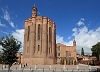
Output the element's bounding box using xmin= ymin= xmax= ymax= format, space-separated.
xmin=0 ymin=29 xmax=24 ymax=52
xmin=2 ymin=8 xmax=14 ymax=28
xmin=77 ymin=18 xmax=85 ymax=26
xmin=12 ymin=29 xmax=24 ymax=52
xmin=56 ymin=18 xmax=100 ymax=55
xmin=72 ymin=26 xmax=100 ymax=54
xmin=0 ymin=21 xmax=6 ymax=27
xmin=0 ymin=45 xmax=2 ymax=50
xmin=68 ymin=37 xmax=71 ymax=39
xmin=56 ymin=35 xmax=73 ymax=46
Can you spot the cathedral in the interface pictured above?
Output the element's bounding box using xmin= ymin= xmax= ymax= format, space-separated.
xmin=23 ymin=5 xmax=56 ymax=65
xmin=23 ymin=5 xmax=77 ymax=65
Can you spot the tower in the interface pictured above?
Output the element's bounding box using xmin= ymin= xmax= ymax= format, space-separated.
xmin=23 ymin=5 xmax=56 ymax=65
xmin=73 ymin=39 xmax=77 ymax=61
xmin=32 ymin=4 xmax=37 ymax=17
xmin=73 ymin=39 xmax=76 ymax=46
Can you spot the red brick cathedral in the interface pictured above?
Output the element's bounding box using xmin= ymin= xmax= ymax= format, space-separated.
xmin=23 ymin=5 xmax=56 ymax=65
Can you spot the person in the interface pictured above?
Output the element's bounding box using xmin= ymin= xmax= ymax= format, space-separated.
xmin=24 ymin=64 xmax=25 ymax=67
xmin=26 ymin=63 xmax=27 ymax=66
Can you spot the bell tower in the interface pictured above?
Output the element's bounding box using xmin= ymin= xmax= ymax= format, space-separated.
xmin=73 ymin=39 xmax=76 ymax=46
xmin=32 ymin=4 xmax=37 ymax=17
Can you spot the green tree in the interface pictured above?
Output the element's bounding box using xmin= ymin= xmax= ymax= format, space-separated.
xmin=60 ymin=59 xmax=64 ymax=65
xmin=91 ymin=42 xmax=100 ymax=60
xmin=81 ymin=48 xmax=84 ymax=56
xmin=0 ymin=35 xmax=21 ymax=72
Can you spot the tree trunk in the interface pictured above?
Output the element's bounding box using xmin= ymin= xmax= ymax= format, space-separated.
xmin=8 ymin=64 xmax=10 ymax=72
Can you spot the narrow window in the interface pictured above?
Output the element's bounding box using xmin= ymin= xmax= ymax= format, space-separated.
xmin=49 ymin=27 xmax=52 ymax=42
xmin=69 ymin=52 xmax=71 ymax=56
xmin=49 ymin=48 xmax=50 ymax=54
xmin=27 ymin=26 xmax=30 ymax=41
xmin=38 ymin=45 xmax=40 ymax=51
xmin=66 ymin=51 xmax=68 ymax=57
xmin=38 ymin=24 xmax=40 ymax=40
xmin=58 ymin=53 xmax=60 ymax=56
xmin=58 ymin=46 xmax=60 ymax=50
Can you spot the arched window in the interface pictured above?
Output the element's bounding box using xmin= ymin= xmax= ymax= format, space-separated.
xmin=49 ymin=48 xmax=50 ymax=54
xmin=27 ymin=26 xmax=30 ymax=41
xmin=38 ymin=24 xmax=40 ymax=40
xmin=49 ymin=27 xmax=52 ymax=42
xmin=38 ymin=45 xmax=40 ymax=51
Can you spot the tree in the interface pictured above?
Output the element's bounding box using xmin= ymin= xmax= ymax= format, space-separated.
xmin=0 ymin=35 xmax=21 ymax=72
xmin=60 ymin=59 xmax=64 ymax=65
xmin=81 ymin=48 xmax=84 ymax=56
xmin=91 ymin=42 xmax=100 ymax=60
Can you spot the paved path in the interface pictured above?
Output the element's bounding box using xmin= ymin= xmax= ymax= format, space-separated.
xmin=0 ymin=64 xmax=99 ymax=72
xmin=0 ymin=69 xmax=96 ymax=72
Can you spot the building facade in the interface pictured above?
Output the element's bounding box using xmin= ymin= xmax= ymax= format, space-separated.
xmin=23 ymin=5 xmax=56 ymax=65
xmin=56 ymin=40 xmax=77 ymax=65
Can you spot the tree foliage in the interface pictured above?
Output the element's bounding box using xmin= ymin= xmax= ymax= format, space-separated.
xmin=60 ymin=59 xmax=64 ymax=65
xmin=0 ymin=34 xmax=21 ymax=67
xmin=81 ymin=48 xmax=84 ymax=56
xmin=91 ymin=42 xmax=100 ymax=60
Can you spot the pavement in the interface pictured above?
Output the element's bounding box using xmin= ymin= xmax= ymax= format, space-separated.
xmin=0 ymin=64 xmax=99 ymax=72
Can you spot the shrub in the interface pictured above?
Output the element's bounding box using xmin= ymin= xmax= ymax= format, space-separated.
xmin=60 ymin=59 xmax=64 ymax=65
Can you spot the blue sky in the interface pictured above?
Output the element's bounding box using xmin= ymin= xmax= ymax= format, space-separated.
xmin=0 ymin=0 xmax=100 ymax=54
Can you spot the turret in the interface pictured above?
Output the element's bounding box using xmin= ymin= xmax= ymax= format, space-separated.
xmin=32 ymin=4 xmax=37 ymax=17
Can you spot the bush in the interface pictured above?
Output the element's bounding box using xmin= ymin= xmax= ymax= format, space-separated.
xmin=74 ymin=60 xmax=76 ymax=65
xmin=60 ymin=59 xmax=64 ymax=65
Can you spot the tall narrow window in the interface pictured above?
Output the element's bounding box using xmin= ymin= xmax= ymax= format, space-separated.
xmin=27 ymin=26 xmax=30 ymax=41
xmin=38 ymin=45 xmax=40 ymax=51
xmin=38 ymin=24 xmax=40 ymax=40
xmin=58 ymin=46 xmax=60 ymax=50
xmin=69 ymin=52 xmax=71 ymax=56
xmin=49 ymin=27 xmax=52 ymax=42
xmin=49 ymin=48 xmax=50 ymax=54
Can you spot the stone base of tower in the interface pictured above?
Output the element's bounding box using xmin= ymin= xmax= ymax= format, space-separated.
xmin=23 ymin=58 xmax=56 ymax=65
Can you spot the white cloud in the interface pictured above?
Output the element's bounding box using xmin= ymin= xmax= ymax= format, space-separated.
xmin=0 ymin=29 xmax=24 ymax=52
xmin=68 ymin=37 xmax=71 ymax=39
xmin=57 ymin=18 xmax=100 ymax=55
xmin=2 ymin=8 xmax=14 ymax=28
xmin=0 ymin=45 xmax=2 ymax=51
xmin=0 ymin=21 xmax=6 ymax=27
xmin=72 ymin=26 xmax=100 ymax=54
xmin=77 ymin=18 xmax=85 ymax=26
xmin=9 ymin=21 xmax=14 ymax=27
xmin=56 ymin=35 xmax=73 ymax=46
xmin=12 ymin=29 xmax=24 ymax=52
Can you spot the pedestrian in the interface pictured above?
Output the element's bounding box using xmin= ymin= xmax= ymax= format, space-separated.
xmin=24 ymin=64 xmax=25 ymax=67
xmin=26 ymin=63 xmax=27 ymax=66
